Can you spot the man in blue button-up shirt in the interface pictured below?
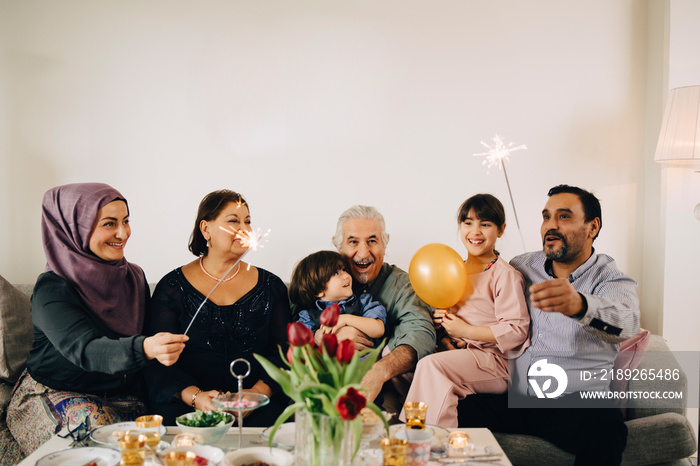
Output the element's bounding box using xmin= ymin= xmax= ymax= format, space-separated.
xmin=458 ymin=185 xmax=640 ymax=466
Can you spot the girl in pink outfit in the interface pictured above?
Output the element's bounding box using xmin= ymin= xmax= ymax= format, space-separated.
xmin=401 ymin=194 xmax=530 ymax=428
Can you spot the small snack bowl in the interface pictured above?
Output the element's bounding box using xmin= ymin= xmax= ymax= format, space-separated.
xmin=223 ymin=447 xmax=294 ymax=466
xmin=175 ymin=410 xmax=235 ymax=445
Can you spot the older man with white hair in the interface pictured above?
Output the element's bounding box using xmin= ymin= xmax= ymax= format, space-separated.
xmin=328 ymin=205 xmax=436 ymax=404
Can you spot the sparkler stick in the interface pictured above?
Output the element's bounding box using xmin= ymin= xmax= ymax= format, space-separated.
xmin=473 ymin=135 xmax=527 ymax=251
xmin=183 ymin=227 xmax=269 ymax=335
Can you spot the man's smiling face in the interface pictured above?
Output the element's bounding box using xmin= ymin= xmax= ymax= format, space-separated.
xmin=337 ymin=218 xmax=386 ymax=284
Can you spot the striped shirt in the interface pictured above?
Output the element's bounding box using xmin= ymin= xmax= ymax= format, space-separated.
xmin=509 ymin=250 xmax=640 ymax=395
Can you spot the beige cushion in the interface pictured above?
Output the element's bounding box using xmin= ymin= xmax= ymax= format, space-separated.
xmin=0 ymin=275 xmax=32 ymax=383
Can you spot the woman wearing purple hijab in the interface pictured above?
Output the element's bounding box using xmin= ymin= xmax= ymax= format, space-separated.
xmin=7 ymin=183 xmax=188 ymax=456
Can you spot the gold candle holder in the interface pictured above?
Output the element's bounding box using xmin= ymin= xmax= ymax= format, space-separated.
xmin=448 ymin=431 xmax=472 ymax=457
xmin=403 ymin=401 xmax=428 ymax=430
xmin=172 ymin=432 xmax=203 ymax=447
xmin=380 ymin=438 xmax=408 ymax=466
xmin=163 ymin=451 xmax=197 ymax=466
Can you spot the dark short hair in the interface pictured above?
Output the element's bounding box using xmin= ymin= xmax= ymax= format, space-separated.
xmin=188 ymin=190 xmax=248 ymax=256
xmin=289 ymin=250 xmax=348 ymax=309
xmin=547 ymin=184 xmax=602 ymax=240
xmin=457 ymin=194 xmax=506 ymax=229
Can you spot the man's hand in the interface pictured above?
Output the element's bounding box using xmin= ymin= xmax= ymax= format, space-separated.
xmin=530 ymin=278 xmax=585 ymax=317
xmin=436 ymin=335 xmax=466 ymax=352
xmin=360 ymin=345 xmax=417 ymax=403
xmin=143 ymin=332 xmax=188 ymax=366
xmin=333 ymin=326 xmax=374 ymax=351
xmin=360 ymin=366 xmax=386 ymax=403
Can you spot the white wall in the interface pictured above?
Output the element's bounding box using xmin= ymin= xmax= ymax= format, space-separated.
xmin=0 ymin=1 xmax=656 ymax=325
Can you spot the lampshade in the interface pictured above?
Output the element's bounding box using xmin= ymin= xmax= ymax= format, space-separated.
xmin=654 ymin=85 xmax=700 ymax=167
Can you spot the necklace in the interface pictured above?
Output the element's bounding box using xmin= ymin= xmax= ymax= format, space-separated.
xmin=484 ymin=256 xmax=499 ymax=271
xmin=199 ymin=256 xmax=241 ymax=282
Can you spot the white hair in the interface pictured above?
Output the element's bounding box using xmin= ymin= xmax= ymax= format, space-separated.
xmin=332 ymin=205 xmax=390 ymax=250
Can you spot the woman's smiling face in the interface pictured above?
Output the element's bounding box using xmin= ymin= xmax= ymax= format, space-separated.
xmin=89 ymin=200 xmax=131 ymax=261
xmin=203 ymin=201 xmax=252 ymax=254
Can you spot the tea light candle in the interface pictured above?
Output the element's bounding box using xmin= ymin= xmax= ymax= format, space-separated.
xmin=448 ymin=431 xmax=472 ymax=457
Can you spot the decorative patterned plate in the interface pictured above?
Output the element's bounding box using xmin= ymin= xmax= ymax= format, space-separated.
xmin=261 ymin=423 xmax=296 ymax=448
xmin=388 ymin=424 xmax=449 ymax=452
xmin=159 ymin=445 xmax=225 ymax=464
xmin=36 ymin=446 xmax=120 ymax=466
xmin=223 ymin=447 xmax=294 ymax=466
xmin=90 ymin=421 xmax=167 ymax=446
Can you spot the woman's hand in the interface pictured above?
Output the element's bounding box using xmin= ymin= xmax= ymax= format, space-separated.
xmin=143 ymin=332 xmax=188 ymax=366
xmin=182 ymin=386 xmax=220 ymax=412
xmin=235 ymin=380 xmax=272 ymax=420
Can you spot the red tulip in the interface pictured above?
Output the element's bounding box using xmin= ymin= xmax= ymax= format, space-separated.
xmin=320 ymin=304 xmax=340 ymax=327
xmin=336 ymin=387 xmax=366 ymax=420
xmin=322 ymin=333 xmax=338 ymax=357
xmin=336 ymin=338 xmax=355 ymax=365
xmin=288 ymin=322 xmax=314 ymax=347
xmin=286 ymin=346 xmax=294 ymax=365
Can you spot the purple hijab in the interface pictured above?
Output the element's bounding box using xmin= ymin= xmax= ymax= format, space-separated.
xmin=41 ymin=183 xmax=146 ymax=336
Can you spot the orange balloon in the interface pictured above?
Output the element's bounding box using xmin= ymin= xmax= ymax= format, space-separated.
xmin=408 ymin=243 xmax=468 ymax=308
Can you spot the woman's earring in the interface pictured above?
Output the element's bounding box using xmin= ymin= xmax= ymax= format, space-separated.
xmin=206 ymin=238 xmax=211 ymax=248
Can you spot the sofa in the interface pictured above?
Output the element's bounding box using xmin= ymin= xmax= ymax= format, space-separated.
xmin=492 ymin=332 xmax=697 ymax=466
xmin=1 ymin=274 xmax=697 ymax=465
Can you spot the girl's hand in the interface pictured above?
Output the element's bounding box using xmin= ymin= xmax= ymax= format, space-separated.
xmin=441 ymin=312 xmax=472 ymax=339
xmin=432 ymin=309 xmax=448 ymax=330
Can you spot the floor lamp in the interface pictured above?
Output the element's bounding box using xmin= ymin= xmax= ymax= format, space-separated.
xmin=654 ymin=84 xmax=700 ymax=461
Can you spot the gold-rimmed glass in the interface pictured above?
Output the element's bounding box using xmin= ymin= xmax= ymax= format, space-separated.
xmin=135 ymin=414 xmax=163 ymax=448
xmin=117 ymin=431 xmax=147 ymax=466
xmin=380 ymin=438 xmax=408 ymax=466
xmin=403 ymin=401 xmax=428 ymax=430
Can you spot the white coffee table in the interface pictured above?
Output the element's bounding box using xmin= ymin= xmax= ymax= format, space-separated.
xmin=18 ymin=425 xmax=512 ymax=465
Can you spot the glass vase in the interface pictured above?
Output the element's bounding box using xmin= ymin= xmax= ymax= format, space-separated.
xmin=294 ymin=409 xmax=356 ymax=466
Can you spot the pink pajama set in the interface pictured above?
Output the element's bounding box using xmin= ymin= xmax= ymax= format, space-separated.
xmin=401 ymin=258 xmax=530 ymax=428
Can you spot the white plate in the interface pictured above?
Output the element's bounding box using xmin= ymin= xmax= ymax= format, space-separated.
xmin=90 ymin=421 xmax=168 ymax=446
xmin=223 ymin=447 xmax=294 ymax=466
xmin=389 ymin=424 xmax=449 ymax=451
xmin=159 ymin=445 xmax=225 ymax=465
xmin=36 ymin=446 xmax=120 ymax=466
xmin=261 ymin=423 xmax=295 ymax=448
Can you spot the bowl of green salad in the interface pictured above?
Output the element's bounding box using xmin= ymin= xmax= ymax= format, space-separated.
xmin=175 ymin=410 xmax=235 ymax=445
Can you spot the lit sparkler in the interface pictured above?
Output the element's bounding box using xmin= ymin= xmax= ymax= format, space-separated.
xmin=183 ymin=227 xmax=270 ymax=335
xmin=473 ymin=134 xmax=527 ymax=173
xmin=473 ymin=134 xmax=527 ymax=251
